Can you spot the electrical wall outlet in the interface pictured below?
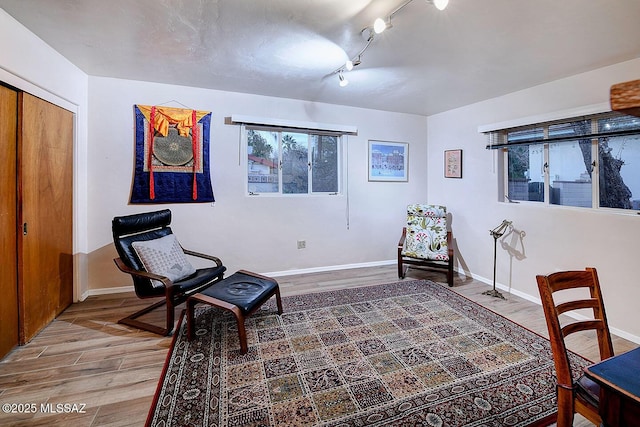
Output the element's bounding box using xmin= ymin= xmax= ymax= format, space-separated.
xmin=297 ymin=240 xmax=306 ymax=249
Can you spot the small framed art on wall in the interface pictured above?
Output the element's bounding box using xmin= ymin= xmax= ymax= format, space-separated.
xmin=444 ymin=149 xmax=462 ymax=178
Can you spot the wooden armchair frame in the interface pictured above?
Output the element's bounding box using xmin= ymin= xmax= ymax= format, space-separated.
xmin=112 ymin=209 xmax=226 ymax=336
xmin=398 ymin=228 xmax=454 ymax=286
xmin=113 ymin=248 xmax=224 ymax=336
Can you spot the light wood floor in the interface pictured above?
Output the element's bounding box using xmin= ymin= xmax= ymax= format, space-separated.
xmin=0 ymin=266 xmax=636 ymax=426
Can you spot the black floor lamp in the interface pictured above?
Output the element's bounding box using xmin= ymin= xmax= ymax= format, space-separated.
xmin=483 ymin=219 xmax=512 ymax=299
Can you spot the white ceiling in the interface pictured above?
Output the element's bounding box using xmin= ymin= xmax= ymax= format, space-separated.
xmin=1 ymin=0 xmax=639 ymax=116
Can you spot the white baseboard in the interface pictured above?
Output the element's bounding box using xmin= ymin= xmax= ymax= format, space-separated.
xmin=463 ymin=271 xmax=543 ymax=305
xmin=262 ymin=259 xmax=397 ymax=278
xmin=85 ymin=285 xmax=134 ymax=298
xmin=466 ymin=271 xmax=640 ymax=345
xmin=84 ymin=260 xmax=397 ymax=297
xmin=84 ymin=261 xmax=640 ymax=345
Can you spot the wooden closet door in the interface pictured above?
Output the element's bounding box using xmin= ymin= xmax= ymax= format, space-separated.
xmin=18 ymin=93 xmax=74 ymax=343
xmin=0 ymin=85 xmax=18 ymax=358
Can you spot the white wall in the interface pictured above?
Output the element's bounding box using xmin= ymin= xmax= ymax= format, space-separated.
xmin=87 ymin=77 xmax=429 ymax=287
xmin=4 ymin=6 xmax=640 ymax=342
xmin=427 ymin=58 xmax=640 ymax=342
xmin=0 ymin=9 xmax=89 ymax=301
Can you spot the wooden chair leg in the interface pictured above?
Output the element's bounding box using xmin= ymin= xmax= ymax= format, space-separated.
xmin=555 ymin=387 xmax=576 ymax=427
xmin=275 ymin=288 xmax=283 ymax=315
xmin=235 ymin=313 xmax=248 ymax=354
xmin=166 ymin=299 xmax=175 ymax=336
xmin=398 ymin=254 xmax=404 ymax=279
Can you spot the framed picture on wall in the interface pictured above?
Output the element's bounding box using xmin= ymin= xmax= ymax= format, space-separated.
xmin=368 ymin=140 xmax=409 ymax=182
xmin=444 ymin=149 xmax=462 ymax=178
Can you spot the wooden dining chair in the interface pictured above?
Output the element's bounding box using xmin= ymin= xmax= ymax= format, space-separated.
xmin=536 ymin=267 xmax=614 ymax=427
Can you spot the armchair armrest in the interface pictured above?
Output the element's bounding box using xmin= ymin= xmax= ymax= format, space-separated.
xmin=182 ymin=248 xmax=223 ymax=267
xmin=446 ymin=230 xmax=453 ymax=258
xmin=113 ymin=257 xmax=174 ymax=288
xmin=398 ymin=227 xmax=407 ymax=249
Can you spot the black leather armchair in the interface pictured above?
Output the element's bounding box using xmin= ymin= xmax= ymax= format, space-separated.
xmin=112 ymin=209 xmax=226 ymax=335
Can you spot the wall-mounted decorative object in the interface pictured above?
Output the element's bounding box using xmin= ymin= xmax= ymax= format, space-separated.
xmin=444 ymin=149 xmax=462 ymax=178
xmin=131 ymin=105 xmax=214 ymax=203
xmin=368 ymin=140 xmax=408 ymax=182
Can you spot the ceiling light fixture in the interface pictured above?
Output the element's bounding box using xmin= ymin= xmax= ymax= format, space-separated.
xmin=338 ymin=72 xmax=349 ymax=87
xmin=373 ymin=17 xmax=389 ymax=34
xmin=330 ymin=0 xmax=448 ymax=86
xmin=430 ymin=0 xmax=449 ymax=11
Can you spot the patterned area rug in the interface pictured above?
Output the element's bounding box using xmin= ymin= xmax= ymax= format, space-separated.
xmin=147 ymin=280 xmax=590 ymax=426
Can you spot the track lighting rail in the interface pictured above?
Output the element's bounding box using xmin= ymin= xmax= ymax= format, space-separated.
xmin=330 ymin=0 xmax=449 ymax=87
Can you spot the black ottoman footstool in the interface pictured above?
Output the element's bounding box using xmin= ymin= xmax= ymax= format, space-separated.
xmin=186 ymin=269 xmax=283 ymax=353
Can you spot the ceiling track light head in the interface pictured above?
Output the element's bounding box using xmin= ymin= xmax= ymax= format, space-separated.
xmin=344 ymin=56 xmax=362 ymax=72
xmin=373 ymin=17 xmax=389 ymax=34
xmin=338 ymin=71 xmax=348 ymax=87
xmin=427 ymin=0 xmax=449 ymax=11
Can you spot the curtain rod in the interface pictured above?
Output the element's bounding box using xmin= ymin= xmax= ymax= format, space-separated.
xmin=485 ymin=128 xmax=640 ymax=150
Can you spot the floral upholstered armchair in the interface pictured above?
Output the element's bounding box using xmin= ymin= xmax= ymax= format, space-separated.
xmin=398 ymin=204 xmax=454 ymax=286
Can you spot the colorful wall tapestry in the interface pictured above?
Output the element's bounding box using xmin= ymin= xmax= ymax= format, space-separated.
xmin=131 ymin=105 xmax=214 ymax=203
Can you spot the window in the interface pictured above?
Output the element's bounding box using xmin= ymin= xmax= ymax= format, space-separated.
xmin=505 ymin=128 xmax=544 ymax=202
xmin=548 ymin=120 xmax=593 ymax=208
xmin=489 ymin=111 xmax=640 ymax=211
xmin=247 ymin=128 xmax=341 ymax=195
xmin=597 ymin=114 xmax=640 ymax=209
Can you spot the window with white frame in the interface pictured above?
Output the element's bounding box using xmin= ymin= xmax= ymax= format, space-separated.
xmin=486 ymin=111 xmax=640 ymax=211
xmin=246 ymin=127 xmax=341 ymax=195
